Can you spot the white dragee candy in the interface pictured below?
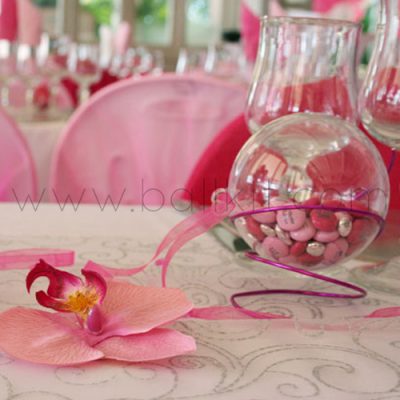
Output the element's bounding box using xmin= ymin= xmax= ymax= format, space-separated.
xmin=306 ymin=241 xmax=326 ymax=257
xmin=260 ymin=224 xmax=276 ymax=237
xmin=335 ymin=212 xmax=353 ymax=238
xmin=275 ymin=225 xmax=293 ymax=246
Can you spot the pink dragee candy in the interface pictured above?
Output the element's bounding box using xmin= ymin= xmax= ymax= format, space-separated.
xmin=302 ymin=196 xmax=320 ymax=207
xmin=290 ymin=219 xmax=316 ymax=242
xmin=324 ymin=238 xmax=349 ymax=264
xmin=251 ymin=202 xmax=276 ymax=224
xmin=245 ymin=217 xmax=265 ymax=241
xmin=313 ymin=230 xmax=340 ymax=243
xmin=261 ymin=237 xmax=289 ymax=260
xmin=321 ymin=199 xmax=345 ymax=208
xmin=310 ymin=209 xmax=338 ymax=232
xmin=290 ymin=241 xmax=307 ymax=257
xmin=252 ymin=212 xmax=276 ymax=224
xmin=276 ymin=208 xmax=306 ymax=232
xmin=336 ymin=238 xmax=349 ymax=253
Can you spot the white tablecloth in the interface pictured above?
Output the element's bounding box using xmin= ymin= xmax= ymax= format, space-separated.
xmin=0 ymin=204 xmax=399 ymax=400
xmin=19 ymin=121 xmax=65 ymax=192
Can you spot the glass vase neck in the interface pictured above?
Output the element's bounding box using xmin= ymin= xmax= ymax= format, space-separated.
xmin=246 ymin=17 xmax=359 ymax=134
xmin=380 ymin=0 xmax=400 ymax=20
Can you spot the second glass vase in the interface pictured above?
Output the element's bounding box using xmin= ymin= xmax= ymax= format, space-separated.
xmin=246 ymin=17 xmax=359 ymax=134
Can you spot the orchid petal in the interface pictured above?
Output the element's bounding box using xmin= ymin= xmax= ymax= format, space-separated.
xmin=95 ymin=282 xmax=193 ymax=340
xmin=86 ymin=305 xmax=104 ymax=334
xmin=82 ymin=270 xmax=107 ymax=303
xmin=95 ymin=328 xmax=196 ymax=362
xmin=26 ymin=260 xmax=81 ymax=298
xmin=0 ymin=307 xmax=104 ymax=365
xmin=36 ymin=291 xmax=68 ymax=312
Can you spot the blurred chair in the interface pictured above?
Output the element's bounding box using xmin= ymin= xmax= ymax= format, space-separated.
xmin=50 ymin=74 xmax=246 ymax=206
xmin=0 ymin=109 xmax=37 ymax=201
xmin=184 ymin=114 xmax=250 ymax=206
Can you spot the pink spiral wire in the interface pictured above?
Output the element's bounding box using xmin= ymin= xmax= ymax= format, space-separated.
xmin=228 ymin=203 xmax=385 ymax=313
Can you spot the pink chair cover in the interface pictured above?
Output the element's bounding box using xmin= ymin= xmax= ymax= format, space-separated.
xmin=17 ymin=0 xmax=42 ymax=46
xmin=113 ymin=21 xmax=131 ymax=56
xmin=0 ymin=109 xmax=37 ymax=201
xmin=0 ymin=0 xmax=18 ymax=41
xmin=50 ymin=74 xmax=246 ymax=206
xmin=184 ymin=114 xmax=249 ymax=206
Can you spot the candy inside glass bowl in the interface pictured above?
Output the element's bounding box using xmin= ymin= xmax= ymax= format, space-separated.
xmin=228 ymin=114 xmax=390 ymax=269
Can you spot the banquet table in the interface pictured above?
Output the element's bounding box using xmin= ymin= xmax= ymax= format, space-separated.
xmin=0 ymin=203 xmax=399 ymax=400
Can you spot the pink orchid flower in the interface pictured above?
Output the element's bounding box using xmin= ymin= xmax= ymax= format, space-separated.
xmin=0 ymin=260 xmax=196 ymax=366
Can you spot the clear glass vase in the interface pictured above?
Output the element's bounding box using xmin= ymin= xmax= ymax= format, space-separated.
xmin=354 ymin=0 xmax=400 ymax=294
xmin=246 ymin=17 xmax=359 ymax=134
xmin=359 ymin=0 xmax=400 ymax=148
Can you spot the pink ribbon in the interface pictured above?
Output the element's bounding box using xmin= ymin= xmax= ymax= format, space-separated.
xmin=0 ymin=248 xmax=74 ymax=270
xmin=85 ymin=191 xmax=236 ymax=287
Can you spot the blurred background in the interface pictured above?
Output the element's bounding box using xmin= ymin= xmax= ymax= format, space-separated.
xmin=0 ymin=0 xmax=386 ymax=200
xmin=32 ymin=0 xmax=379 ymax=70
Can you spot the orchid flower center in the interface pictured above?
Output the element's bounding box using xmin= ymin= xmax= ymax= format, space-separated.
xmin=64 ymin=287 xmax=100 ymax=320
